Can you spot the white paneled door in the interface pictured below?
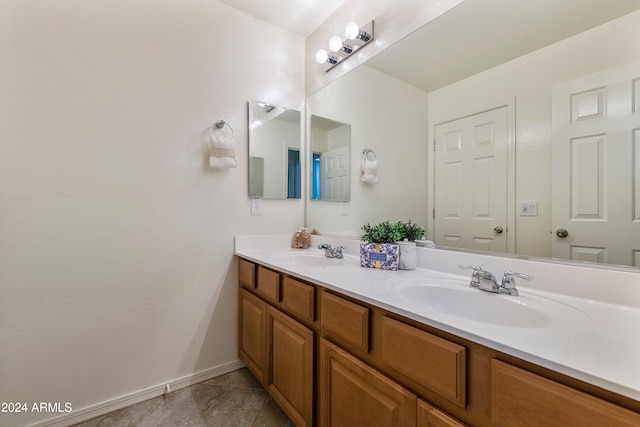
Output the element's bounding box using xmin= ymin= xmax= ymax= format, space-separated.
xmin=434 ymin=106 xmax=509 ymax=252
xmin=552 ymin=62 xmax=640 ymax=266
xmin=320 ymin=145 xmax=350 ymax=201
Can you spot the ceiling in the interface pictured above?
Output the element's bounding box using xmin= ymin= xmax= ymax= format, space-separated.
xmin=216 ymin=0 xmax=348 ymax=37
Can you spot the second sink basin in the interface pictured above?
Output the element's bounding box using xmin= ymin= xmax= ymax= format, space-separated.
xmin=389 ymin=277 xmax=589 ymax=328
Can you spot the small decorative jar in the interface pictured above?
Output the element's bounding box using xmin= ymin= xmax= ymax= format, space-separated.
xmin=291 ymin=228 xmax=311 ymax=249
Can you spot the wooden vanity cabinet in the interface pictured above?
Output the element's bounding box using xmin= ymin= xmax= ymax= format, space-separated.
xmin=238 ymin=260 xmax=314 ymax=427
xmin=269 ymin=306 xmax=314 ymax=427
xmin=238 ymin=288 xmax=268 ymax=388
xmin=491 ymin=359 xmax=640 ymax=427
xmin=418 ymin=400 xmax=468 ymax=427
xmin=256 ymin=265 xmax=280 ymax=303
xmin=319 ymin=290 xmax=467 ymax=427
xmin=237 ymin=258 xmax=640 ymax=427
xmin=238 ymin=258 xmax=256 ymax=288
xmin=281 ymin=275 xmax=315 ymax=322
xmin=319 ymin=339 xmax=417 ymax=427
xmin=320 ymin=291 xmax=370 ymax=353
xmin=380 ymin=315 xmax=466 ymax=407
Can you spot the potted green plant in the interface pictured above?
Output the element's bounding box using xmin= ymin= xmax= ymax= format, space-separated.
xmin=360 ymin=220 xmax=424 ymax=270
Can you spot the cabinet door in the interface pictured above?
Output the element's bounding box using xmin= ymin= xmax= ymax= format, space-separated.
xmin=238 ymin=288 xmax=268 ymax=388
xmin=268 ymin=306 xmax=314 ymax=427
xmin=319 ymin=338 xmax=416 ymax=427
xmin=492 ymin=359 xmax=640 ymax=427
xmin=418 ymin=399 xmax=467 ymax=427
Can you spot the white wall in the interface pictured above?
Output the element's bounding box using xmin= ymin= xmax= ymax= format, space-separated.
xmin=0 ymin=1 xmax=304 ymax=425
xmin=427 ymin=9 xmax=640 ymax=258
xmin=307 ymin=65 xmax=428 ymax=235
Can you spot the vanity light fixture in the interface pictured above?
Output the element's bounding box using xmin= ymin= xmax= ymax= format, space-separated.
xmin=315 ymin=48 xmax=338 ymax=65
xmin=345 ymin=22 xmax=371 ymax=42
xmin=315 ymin=20 xmax=374 ymax=72
xmin=329 ymin=36 xmax=353 ymax=54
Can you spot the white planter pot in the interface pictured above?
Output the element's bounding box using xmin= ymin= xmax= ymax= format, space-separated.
xmin=397 ymin=240 xmax=417 ymax=270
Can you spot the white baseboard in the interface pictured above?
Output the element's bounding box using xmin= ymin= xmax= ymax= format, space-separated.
xmin=26 ymin=359 xmax=245 ymax=427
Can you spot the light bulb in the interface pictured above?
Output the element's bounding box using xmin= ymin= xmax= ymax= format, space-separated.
xmin=315 ymin=49 xmax=329 ymax=64
xmin=329 ymin=36 xmax=343 ymax=53
xmin=345 ymin=22 xmax=360 ymax=40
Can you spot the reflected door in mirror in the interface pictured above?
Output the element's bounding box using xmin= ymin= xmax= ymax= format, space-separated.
xmin=552 ymin=62 xmax=640 ymax=267
xmin=288 ymin=149 xmax=302 ymax=198
xmin=310 ymin=115 xmax=351 ymax=202
xmin=434 ymin=107 xmax=509 ymax=253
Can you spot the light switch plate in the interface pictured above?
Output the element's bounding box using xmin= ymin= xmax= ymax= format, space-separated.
xmin=520 ymin=200 xmax=538 ymax=216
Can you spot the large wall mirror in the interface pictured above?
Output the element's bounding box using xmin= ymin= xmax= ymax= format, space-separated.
xmin=248 ymin=100 xmax=302 ymax=199
xmin=305 ymin=0 xmax=640 ymax=269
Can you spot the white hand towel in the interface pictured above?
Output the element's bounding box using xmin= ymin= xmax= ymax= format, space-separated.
xmin=209 ymin=133 xmax=237 ymax=169
xmin=362 ymin=157 xmax=378 ymax=183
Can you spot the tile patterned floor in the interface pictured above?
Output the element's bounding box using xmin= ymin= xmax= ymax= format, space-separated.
xmin=72 ymin=368 xmax=294 ymax=427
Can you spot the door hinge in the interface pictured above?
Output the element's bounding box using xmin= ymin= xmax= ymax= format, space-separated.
xmin=432 ymin=208 xmax=435 ymax=218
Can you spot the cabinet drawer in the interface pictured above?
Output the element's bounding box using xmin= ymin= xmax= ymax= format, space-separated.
xmin=281 ymin=276 xmax=315 ymax=322
xmin=381 ymin=316 xmax=466 ymax=407
xmin=491 ymin=359 xmax=640 ymax=427
xmin=256 ymin=266 xmax=280 ymax=302
xmin=238 ymin=258 xmax=255 ymax=288
xmin=321 ymin=291 xmax=370 ymax=353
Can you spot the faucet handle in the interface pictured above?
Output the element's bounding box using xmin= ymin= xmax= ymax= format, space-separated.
xmin=459 ymin=265 xmax=483 ymax=287
xmin=500 ymin=271 xmax=533 ymax=296
xmin=502 ymin=271 xmax=533 ymax=283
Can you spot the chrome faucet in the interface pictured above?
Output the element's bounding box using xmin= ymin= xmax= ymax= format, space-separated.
xmin=318 ymin=243 xmax=344 ymax=259
xmin=460 ymin=265 xmax=499 ymax=293
xmin=459 ymin=265 xmax=533 ymax=296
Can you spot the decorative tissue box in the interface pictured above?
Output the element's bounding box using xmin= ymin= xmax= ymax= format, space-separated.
xmin=360 ymin=243 xmax=399 ymax=270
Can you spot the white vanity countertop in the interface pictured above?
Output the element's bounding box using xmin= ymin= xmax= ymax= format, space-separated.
xmin=235 ymin=234 xmax=640 ymax=401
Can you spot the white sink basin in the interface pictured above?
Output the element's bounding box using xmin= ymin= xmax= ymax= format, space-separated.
xmin=275 ymin=251 xmax=356 ymax=268
xmin=389 ymin=277 xmax=589 ymax=328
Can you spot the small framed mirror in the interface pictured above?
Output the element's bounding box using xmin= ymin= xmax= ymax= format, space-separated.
xmin=310 ymin=114 xmax=351 ymax=202
xmin=248 ymin=100 xmax=302 ymax=199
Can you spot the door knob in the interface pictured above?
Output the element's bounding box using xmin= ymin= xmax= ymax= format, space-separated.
xmin=555 ymin=228 xmax=569 ymax=238
xmin=493 ymin=226 xmax=504 ymax=234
